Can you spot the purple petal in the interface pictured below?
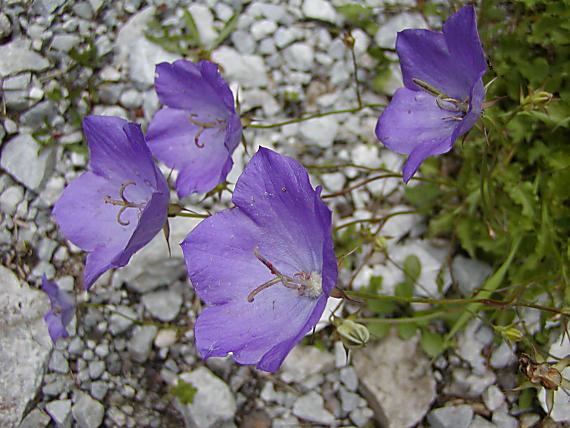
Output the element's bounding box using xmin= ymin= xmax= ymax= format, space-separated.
xmin=42 ymin=276 xmax=75 ymax=342
xmin=376 ymin=88 xmax=457 ymax=155
xmin=154 ymin=60 xmax=234 ymax=122
xmin=401 ymin=140 xmax=451 ymax=183
xmin=443 ymin=5 xmax=487 ymax=86
xmin=147 ymin=108 xmax=237 ymax=197
xmin=453 ymin=78 xmax=485 ymax=141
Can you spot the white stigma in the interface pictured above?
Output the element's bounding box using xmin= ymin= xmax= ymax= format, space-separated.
xmin=299 ymin=272 xmax=323 ymax=299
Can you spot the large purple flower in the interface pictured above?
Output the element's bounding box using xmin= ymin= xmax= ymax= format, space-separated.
xmin=181 ymin=147 xmax=337 ymax=372
xmin=375 ymin=5 xmax=487 ymax=182
xmin=42 ymin=276 xmax=75 ymax=342
xmin=147 ymin=59 xmax=242 ymax=198
xmin=53 ymin=116 xmax=169 ymax=289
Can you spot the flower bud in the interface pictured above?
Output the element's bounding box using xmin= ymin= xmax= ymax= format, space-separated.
xmin=342 ymin=31 xmax=355 ymax=49
xmin=336 ymin=320 xmax=370 ymax=349
xmin=494 ymin=325 xmax=523 ymax=342
xmin=520 ymin=89 xmax=553 ymax=111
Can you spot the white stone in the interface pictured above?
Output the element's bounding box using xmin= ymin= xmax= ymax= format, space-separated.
xmin=176 ymin=367 xmax=236 ymax=428
xmin=375 ymin=13 xmax=427 ymax=49
xmin=0 ymin=185 xmax=24 ymax=215
xmin=72 ymin=392 xmax=104 ymax=428
xmin=427 ymin=405 xmax=473 ymax=428
xmin=483 ymin=385 xmax=505 ymax=412
xmin=0 ymin=266 xmax=51 ymax=428
xmin=352 ymin=144 xmax=381 ymax=168
xmin=142 ymin=288 xmax=183 ymax=322
xmin=46 ymin=399 xmax=72 ymax=428
xmin=251 ymin=19 xmax=277 ymax=41
xmin=128 ymin=325 xmax=158 ymax=363
xmin=115 ymin=7 xmax=178 ymax=89
xmin=283 ymin=42 xmax=314 ymax=71
xmin=274 ymin=27 xmax=297 ymax=48
xmin=281 ymin=345 xmax=334 ymax=384
xmin=0 ymin=134 xmax=55 ymax=191
xmin=490 ymin=341 xmax=516 ymax=369
xmin=188 ymin=4 xmax=218 ymax=48
xmin=293 ymin=391 xmax=335 ymax=425
xmin=452 ymin=255 xmax=493 ymax=296
xmin=212 ymin=46 xmax=268 ymax=88
xmin=0 ymin=38 xmax=50 ymax=77
xmin=302 ymin=0 xmax=337 ymax=23
xmin=51 ymin=34 xmax=81 ymax=52
xmin=299 ymin=115 xmax=338 ymax=148
xmin=154 ymin=329 xmax=178 ymax=348
xmin=353 ymin=330 xmax=436 ymax=428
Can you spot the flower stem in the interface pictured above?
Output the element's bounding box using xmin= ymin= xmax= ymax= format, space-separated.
xmin=246 ymin=103 xmax=384 ymax=129
xmin=349 ymin=44 xmax=363 ymax=109
xmin=175 ymin=212 xmax=210 ymax=219
xmin=322 ymin=173 xmax=401 ymax=199
xmin=334 ymin=210 xmax=417 ymax=232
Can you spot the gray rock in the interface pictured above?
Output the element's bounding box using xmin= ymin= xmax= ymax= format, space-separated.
xmin=251 ymin=19 xmax=277 ymax=41
xmin=176 ymin=367 xmax=236 ymax=428
xmin=470 ymin=415 xmax=497 ymax=428
xmin=119 ymin=89 xmax=142 ymax=109
xmin=72 ymin=392 xmax=104 ymax=428
xmin=299 ymin=115 xmax=338 ymax=148
xmin=281 ymin=345 xmax=334 ymax=383
xmin=353 ymin=330 xmax=436 ymax=428
xmin=339 ymin=387 xmax=360 ymax=413
xmin=128 ymin=325 xmax=158 ymax=362
xmin=115 ymin=7 xmax=178 ymax=88
xmin=212 ymin=47 xmax=268 ymax=88
xmin=20 ymin=100 xmax=58 ymax=128
xmin=490 ymin=341 xmax=517 ymax=369
xmin=0 ymin=38 xmax=50 ymax=78
xmin=339 ymin=367 xmax=358 ymax=391
xmin=302 ymin=0 xmax=337 ymax=23
xmin=0 ymin=185 xmax=24 ymax=216
xmin=0 ymin=266 xmax=51 ymax=428
xmin=274 ymin=27 xmax=298 ymax=49
xmin=283 ymin=43 xmax=314 ymax=71
xmin=427 ymin=405 xmax=474 ymax=428
xmin=51 ymin=34 xmax=81 ymax=52
xmin=492 ymin=412 xmax=518 ymax=428
xmin=32 ymin=0 xmax=66 ymax=15
xmin=483 ymin=385 xmax=505 ymax=412
xmin=452 ymin=256 xmax=492 ymax=296
xmin=0 ymin=134 xmax=56 ymax=191
xmin=350 ymin=407 xmax=374 ymax=427
xmin=0 ymin=13 xmax=11 ymax=39
xmin=188 ymin=4 xmax=218 ymax=47
xmin=48 ymin=350 xmax=69 ymax=374
xmin=142 ymin=288 xmax=182 ymax=322
xmin=90 ymin=381 xmax=108 ymax=401
xmin=231 ymin=31 xmax=256 ymax=55
xmin=88 ymin=360 xmax=105 ymax=379
xmin=18 ymin=408 xmax=50 ymax=428
xmin=375 ymin=13 xmax=427 ymax=49
xmin=292 ymin=391 xmax=335 ymax=426
xmin=46 ymin=400 xmax=72 ymax=428
xmin=108 ymin=306 xmax=137 ymax=335
xmin=73 ymin=2 xmax=93 ymax=19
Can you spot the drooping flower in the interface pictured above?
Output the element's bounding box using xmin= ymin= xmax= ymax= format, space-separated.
xmin=147 ymin=59 xmax=242 ymax=198
xmin=181 ymin=147 xmax=337 ymax=372
xmin=375 ymin=5 xmax=487 ymax=182
xmin=42 ymin=275 xmax=75 ymax=342
xmin=53 ymin=116 xmax=170 ymax=289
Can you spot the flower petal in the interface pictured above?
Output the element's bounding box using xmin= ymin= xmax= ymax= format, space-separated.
xmin=402 ymin=139 xmax=451 ymax=183
xmin=154 ymin=60 xmax=234 ymax=121
xmin=147 ymin=108 xmax=237 ymax=197
xmin=376 ymin=88 xmax=457 ymax=155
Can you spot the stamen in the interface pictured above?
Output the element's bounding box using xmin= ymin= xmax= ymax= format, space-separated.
xmin=117 ymin=206 xmax=130 ymax=226
xmin=104 ymin=181 xmax=145 ymax=227
xmin=194 ymin=127 xmax=205 ymax=148
xmin=412 ymin=78 xmax=443 ymax=97
xmin=188 ymin=116 xmax=226 ymax=149
xmin=247 ymin=277 xmax=284 ymax=302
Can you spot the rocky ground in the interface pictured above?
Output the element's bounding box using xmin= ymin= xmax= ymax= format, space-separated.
xmin=1 ymin=0 xmax=569 ymax=427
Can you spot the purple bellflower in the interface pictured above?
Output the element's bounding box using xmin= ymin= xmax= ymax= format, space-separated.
xmin=53 ymin=116 xmax=169 ymax=289
xmin=147 ymin=59 xmax=242 ymax=198
xmin=375 ymin=5 xmax=487 ymax=182
xmin=181 ymin=147 xmax=337 ymax=372
xmin=42 ymin=276 xmax=75 ymax=342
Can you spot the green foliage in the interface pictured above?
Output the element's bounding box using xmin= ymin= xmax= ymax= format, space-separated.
xmin=170 ymin=379 xmax=197 ymax=405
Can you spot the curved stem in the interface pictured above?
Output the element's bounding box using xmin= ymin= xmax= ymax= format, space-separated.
xmin=322 ymin=173 xmax=401 ymax=199
xmin=246 ymin=103 xmax=384 ymax=129
xmin=334 ymin=210 xmax=417 ymax=232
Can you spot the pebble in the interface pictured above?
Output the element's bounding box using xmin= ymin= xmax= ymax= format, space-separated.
xmin=128 ymin=325 xmax=158 ymax=362
xmin=0 ymin=13 xmax=11 ymax=39
xmin=452 ymin=256 xmax=493 ymax=296
xmin=18 ymin=408 xmax=51 ymax=428
xmin=427 ymin=405 xmax=474 ymax=428
xmin=492 ymin=411 xmax=518 ymax=428
xmin=302 ymin=0 xmax=337 ymax=23
xmin=90 ymin=381 xmax=109 ymax=401
xmin=72 ymin=392 xmax=104 ymax=428
xmin=188 ymin=4 xmax=218 ymax=47
xmin=339 ymin=387 xmax=360 ymax=413
xmin=251 ymin=19 xmax=277 ymax=41
xmin=211 ymin=46 xmax=268 ymax=88
xmin=483 ymin=385 xmax=505 ymax=412
xmin=154 ymin=329 xmax=178 ymax=348
xmin=0 ymin=38 xmax=50 ymax=77
xmin=283 ymin=43 xmax=314 ymax=71
xmin=0 ymin=185 xmax=24 ymax=216
xmin=51 ymin=34 xmax=81 ymax=52
xmin=292 ymin=391 xmax=335 ymax=426
xmin=48 ymin=350 xmax=70 ymax=374
xmin=339 ymin=367 xmax=358 ymax=392
xmin=88 ymin=360 xmax=105 ymax=379
xmin=299 ymin=115 xmax=338 ymax=148
xmin=142 ymin=289 xmax=182 ymax=322
xmin=375 ymin=13 xmax=427 ymax=49
xmin=46 ymin=399 xmax=73 ymax=428
xmin=109 ymin=306 xmax=136 ymax=335
xmin=281 ymin=346 xmax=335 ymax=383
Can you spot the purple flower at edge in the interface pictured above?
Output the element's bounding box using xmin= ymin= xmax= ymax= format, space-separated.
xmin=181 ymin=147 xmax=337 ymax=372
xmin=53 ymin=116 xmax=170 ymax=289
xmin=375 ymin=5 xmax=487 ymax=182
xmin=42 ymin=275 xmax=75 ymax=342
xmin=147 ymin=59 xmax=242 ymax=198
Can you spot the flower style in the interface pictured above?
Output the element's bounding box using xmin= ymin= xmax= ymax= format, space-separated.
xmin=53 ymin=116 xmax=170 ymax=289
xmin=181 ymin=147 xmax=337 ymax=372
xmin=42 ymin=276 xmax=75 ymax=342
xmin=375 ymin=5 xmax=487 ymax=182
xmin=147 ymin=59 xmax=242 ymax=197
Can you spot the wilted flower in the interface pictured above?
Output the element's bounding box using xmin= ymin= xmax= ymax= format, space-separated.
xmin=147 ymin=59 xmax=242 ymax=197
xmin=181 ymin=147 xmax=337 ymax=372
xmin=53 ymin=116 xmax=170 ymax=289
xmin=42 ymin=276 xmax=75 ymax=342
xmin=375 ymin=5 xmax=487 ymax=182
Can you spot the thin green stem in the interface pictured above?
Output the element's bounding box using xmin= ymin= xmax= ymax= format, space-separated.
xmin=334 ymin=210 xmax=417 ymax=232
xmin=322 ymin=173 xmax=401 ymax=199
xmin=350 ymin=45 xmax=362 ymax=108
xmin=357 ymin=311 xmax=447 ymax=324
xmin=246 ymin=103 xmax=384 ymax=129
xmin=174 ymin=212 xmax=210 ymax=219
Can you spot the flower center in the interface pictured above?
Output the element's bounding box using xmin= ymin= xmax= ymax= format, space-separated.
xmin=246 ymin=248 xmax=323 ymax=302
xmin=104 ymin=181 xmax=145 ymax=226
xmin=188 ymin=115 xmax=226 ymax=148
xmin=412 ymin=78 xmax=469 ymax=120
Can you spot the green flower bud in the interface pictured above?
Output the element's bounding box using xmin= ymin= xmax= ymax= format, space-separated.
xmin=520 ymin=89 xmax=553 ymax=111
xmin=337 ymin=320 xmax=370 ymax=349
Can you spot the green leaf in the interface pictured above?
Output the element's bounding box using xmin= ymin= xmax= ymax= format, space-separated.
xmin=403 ymin=255 xmax=421 ymax=282
xmin=171 ymin=379 xmax=198 ymax=405
xmin=367 ymin=322 xmax=391 ymax=339
xmin=398 ymin=323 xmax=417 ymax=341
xmin=420 ymin=330 xmax=445 ymax=358
xmin=336 ymin=4 xmax=374 ymax=26
xmin=183 ymin=10 xmax=201 ymax=47
xmin=395 ymin=281 xmax=414 ymax=299
xmin=212 ymin=9 xmax=241 ymax=49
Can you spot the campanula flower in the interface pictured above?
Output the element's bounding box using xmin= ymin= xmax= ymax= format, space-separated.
xmin=42 ymin=276 xmax=75 ymax=342
xmin=181 ymin=147 xmax=337 ymax=372
xmin=375 ymin=5 xmax=487 ymax=182
xmin=53 ymin=116 xmax=169 ymax=289
xmin=147 ymin=59 xmax=242 ymax=197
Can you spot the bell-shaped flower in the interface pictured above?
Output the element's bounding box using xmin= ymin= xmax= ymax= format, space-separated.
xmin=53 ymin=116 xmax=170 ymax=289
xmin=42 ymin=276 xmax=75 ymax=342
xmin=181 ymin=147 xmax=337 ymax=372
xmin=147 ymin=59 xmax=242 ymax=197
xmin=375 ymin=5 xmax=487 ymax=182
